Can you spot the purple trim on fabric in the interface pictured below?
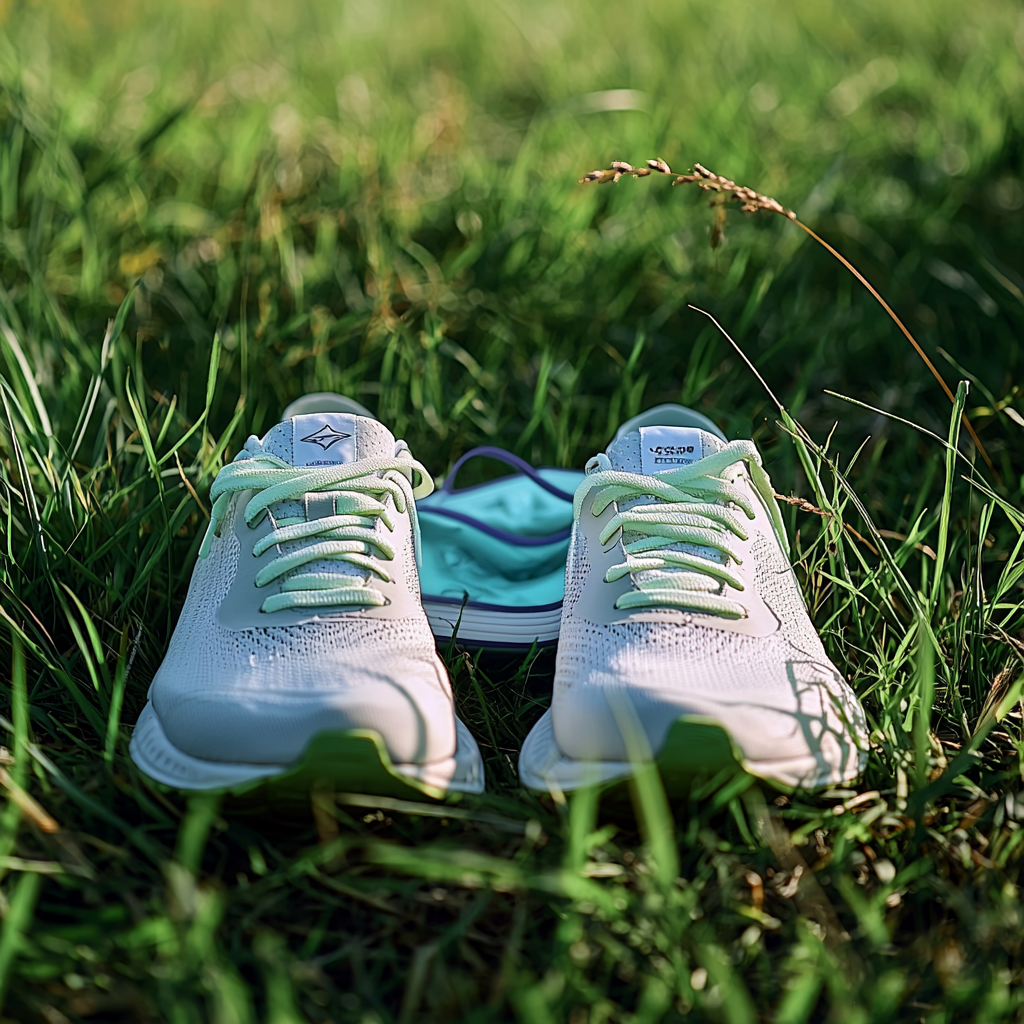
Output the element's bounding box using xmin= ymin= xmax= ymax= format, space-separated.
xmin=422 ymin=595 xmax=565 ymax=613
xmin=442 ymin=446 xmax=577 ymax=501
xmin=418 ymin=506 xmax=571 ymax=546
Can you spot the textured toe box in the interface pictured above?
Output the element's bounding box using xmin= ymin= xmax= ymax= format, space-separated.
xmin=150 ymin=618 xmax=455 ymax=766
xmin=551 ymin=621 xmax=866 ymax=779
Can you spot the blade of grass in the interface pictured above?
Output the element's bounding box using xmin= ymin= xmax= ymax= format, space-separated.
xmin=0 ymin=634 xmax=28 ymax=863
xmin=0 ymin=319 xmax=52 ymax=438
xmin=565 ymin=784 xmax=599 ymax=873
xmin=10 ymin=634 xmax=27 ymax=790
xmin=931 ymin=382 xmax=969 ymax=613
xmin=175 ymin=793 xmax=222 ymax=875
xmin=0 ymin=870 xmax=42 ymax=1012
xmin=104 ymin=622 xmax=131 ymax=767
xmin=607 ymin=691 xmax=679 ymax=884
xmin=1 ymin=380 xmax=46 ymax=558
xmin=913 ymin=623 xmax=936 ymax=792
xmin=66 ymin=287 xmax=135 ymax=464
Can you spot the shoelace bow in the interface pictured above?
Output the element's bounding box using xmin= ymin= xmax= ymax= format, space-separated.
xmin=576 ymin=440 xmax=785 ymax=619
xmin=199 ymin=452 xmax=433 ymax=612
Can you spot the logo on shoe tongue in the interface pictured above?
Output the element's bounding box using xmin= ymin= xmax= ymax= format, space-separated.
xmin=639 ymin=426 xmax=704 ymax=475
xmin=648 ymin=444 xmax=695 ymax=458
xmin=300 ymin=423 xmax=351 ymax=451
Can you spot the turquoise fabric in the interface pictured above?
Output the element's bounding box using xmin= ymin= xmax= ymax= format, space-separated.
xmin=418 ymin=467 xmax=584 ymax=608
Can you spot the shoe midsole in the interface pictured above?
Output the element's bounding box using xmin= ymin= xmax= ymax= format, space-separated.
xmin=518 ymin=708 xmax=864 ymax=792
xmin=130 ymin=701 xmax=484 ymax=794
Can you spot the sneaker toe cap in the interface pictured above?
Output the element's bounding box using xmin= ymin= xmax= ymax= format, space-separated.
xmin=150 ymin=654 xmax=455 ymax=766
xmin=552 ymin=657 xmax=866 ymax=778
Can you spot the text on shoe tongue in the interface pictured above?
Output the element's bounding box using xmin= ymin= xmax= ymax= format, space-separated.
xmin=639 ymin=426 xmax=705 ymax=475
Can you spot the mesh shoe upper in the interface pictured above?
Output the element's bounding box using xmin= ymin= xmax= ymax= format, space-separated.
xmin=543 ymin=425 xmax=868 ymax=786
xmin=147 ymin=412 xmax=457 ymax=767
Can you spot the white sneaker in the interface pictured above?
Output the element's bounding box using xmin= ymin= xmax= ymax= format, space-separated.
xmin=519 ymin=405 xmax=867 ymax=793
xmin=130 ymin=395 xmax=484 ymax=798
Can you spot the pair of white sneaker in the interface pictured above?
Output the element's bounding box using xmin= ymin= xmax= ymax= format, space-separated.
xmin=130 ymin=394 xmax=867 ymax=800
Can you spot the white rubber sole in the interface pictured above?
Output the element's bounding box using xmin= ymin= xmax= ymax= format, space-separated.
xmin=422 ymin=598 xmax=562 ymax=648
xmin=130 ymin=701 xmax=485 ymax=796
xmin=518 ymin=709 xmax=864 ymax=793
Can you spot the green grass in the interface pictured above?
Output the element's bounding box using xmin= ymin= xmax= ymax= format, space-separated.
xmin=1 ymin=0 xmax=1024 ymax=1019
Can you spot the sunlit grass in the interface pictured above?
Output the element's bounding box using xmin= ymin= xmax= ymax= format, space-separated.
xmin=1 ymin=0 xmax=1024 ymax=1020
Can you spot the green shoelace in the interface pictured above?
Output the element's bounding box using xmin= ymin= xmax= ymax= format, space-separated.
xmin=200 ymin=453 xmax=433 ymax=613
xmin=575 ymin=440 xmax=786 ymax=619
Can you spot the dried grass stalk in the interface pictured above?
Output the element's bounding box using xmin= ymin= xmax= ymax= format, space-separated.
xmin=580 ymin=159 xmax=994 ymax=476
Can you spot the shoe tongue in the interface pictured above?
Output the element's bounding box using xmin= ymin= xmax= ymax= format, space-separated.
xmin=238 ymin=413 xmax=401 ymax=590
xmin=607 ymin=426 xmax=725 ymax=475
xmin=606 ymin=426 xmax=731 ymax=590
xmin=245 ymin=413 xmax=396 ymax=467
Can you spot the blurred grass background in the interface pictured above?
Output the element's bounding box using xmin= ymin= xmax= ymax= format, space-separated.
xmin=2 ymin=0 xmax=1024 ymax=1021
xmin=5 ymin=0 xmax=1023 ymax=470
